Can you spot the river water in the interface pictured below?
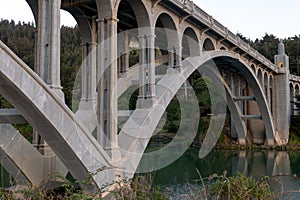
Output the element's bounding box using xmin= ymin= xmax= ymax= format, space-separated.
xmin=1 ymin=148 xmax=300 ymax=199
xmin=138 ymin=148 xmax=300 ymax=199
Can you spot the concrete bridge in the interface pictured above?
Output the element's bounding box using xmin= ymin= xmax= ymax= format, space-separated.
xmin=0 ymin=0 xmax=299 ymax=190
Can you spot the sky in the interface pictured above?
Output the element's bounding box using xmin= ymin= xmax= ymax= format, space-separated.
xmin=0 ymin=0 xmax=299 ymax=40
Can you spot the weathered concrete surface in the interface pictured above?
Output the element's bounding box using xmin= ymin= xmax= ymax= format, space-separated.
xmin=0 ymin=109 xmax=27 ymax=124
xmin=0 ymin=124 xmax=68 ymax=186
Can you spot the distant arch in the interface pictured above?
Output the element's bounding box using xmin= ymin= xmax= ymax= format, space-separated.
xmin=220 ymin=46 xmax=227 ymax=50
xmin=264 ymin=72 xmax=269 ymax=98
xmin=251 ymin=64 xmax=256 ymax=74
xmin=269 ymin=75 xmax=274 ymax=113
xmin=155 ymin=13 xmax=179 ymax=58
xmin=25 ymin=0 xmax=38 ymax=24
xmin=295 ymin=84 xmax=300 ymax=96
xmin=202 ymin=38 xmax=215 ymax=51
xmin=116 ymin=0 xmax=151 ymax=28
xmin=290 ymin=83 xmax=295 ymax=116
xmin=181 ymin=27 xmax=200 ymax=58
xmin=257 ymin=68 xmax=263 ymax=86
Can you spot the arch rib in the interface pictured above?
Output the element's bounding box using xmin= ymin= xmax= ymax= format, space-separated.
xmin=0 ymin=40 xmax=113 ymax=189
xmin=118 ymin=50 xmax=278 ymax=178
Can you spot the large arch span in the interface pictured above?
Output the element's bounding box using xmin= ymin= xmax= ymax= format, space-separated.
xmin=118 ymin=50 xmax=279 ymax=178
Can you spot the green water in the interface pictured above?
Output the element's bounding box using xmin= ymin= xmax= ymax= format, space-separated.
xmin=138 ymin=148 xmax=300 ymax=199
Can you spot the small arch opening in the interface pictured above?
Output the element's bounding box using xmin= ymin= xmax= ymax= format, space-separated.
xmin=202 ymin=38 xmax=215 ymax=51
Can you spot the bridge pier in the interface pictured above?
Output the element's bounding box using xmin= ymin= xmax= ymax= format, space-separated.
xmin=117 ymin=32 xmax=129 ymax=76
xmin=97 ymin=17 xmax=120 ymax=161
xmin=137 ymin=33 xmax=157 ymax=108
xmin=78 ymin=41 xmax=97 ymax=110
xmin=36 ymin=0 xmax=64 ymax=99
xmin=273 ymin=40 xmax=290 ymax=144
xmin=247 ymin=87 xmax=266 ymax=144
xmin=34 ymin=0 xmax=65 ymax=157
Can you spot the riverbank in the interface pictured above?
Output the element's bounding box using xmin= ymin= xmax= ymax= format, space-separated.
xmin=147 ymin=117 xmax=300 ymax=151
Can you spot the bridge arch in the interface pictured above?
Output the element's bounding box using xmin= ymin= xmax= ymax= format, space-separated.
xmin=294 ymin=84 xmax=300 ymax=101
xmin=202 ymin=37 xmax=215 ymax=51
xmin=269 ymin=75 xmax=274 ymax=113
xmin=119 ymin=50 xmax=277 ymax=176
xmin=295 ymin=84 xmax=300 ymax=95
xmin=154 ymin=13 xmax=179 ymax=49
xmin=290 ymin=83 xmax=295 ymax=116
xmin=264 ymin=71 xmax=269 ymax=97
xmin=25 ymin=0 xmax=38 ymax=24
xmin=257 ymin=68 xmax=263 ymax=86
xmin=295 ymin=84 xmax=300 ymax=115
xmin=116 ymin=0 xmax=151 ymax=28
xmin=220 ymin=46 xmax=227 ymax=50
xmin=66 ymin=10 xmax=95 ymax=43
xmin=154 ymin=13 xmax=179 ymax=67
xmin=250 ymin=64 xmax=256 ymax=74
xmin=181 ymin=27 xmax=200 ymax=58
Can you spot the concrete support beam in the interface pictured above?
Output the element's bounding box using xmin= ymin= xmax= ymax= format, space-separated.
xmin=0 ymin=109 xmax=27 ymax=124
xmin=242 ymin=115 xmax=262 ymax=120
xmin=234 ymin=96 xmax=255 ymax=101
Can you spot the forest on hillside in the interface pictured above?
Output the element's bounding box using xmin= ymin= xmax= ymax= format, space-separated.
xmin=1 ymin=19 xmax=300 ymax=108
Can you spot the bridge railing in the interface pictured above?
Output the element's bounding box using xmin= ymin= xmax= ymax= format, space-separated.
xmin=172 ymin=0 xmax=278 ymax=72
xmin=290 ymin=74 xmax=300 ymax=83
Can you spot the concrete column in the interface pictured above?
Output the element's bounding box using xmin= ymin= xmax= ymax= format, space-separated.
xmin=32 ymin=29 xmax=40 ymax=147
xmin=123 ymin=32 xmax=129 ymax=73
xmin=175 ymin=46 xmax=183 ymax=68
xmin=117 ymin=32 xmax=129 ymax=76
xmin=146 ymin=34 xmax=156 ymax=98
xmin=79 ymin=42 xmax=97 ymax=110
xmin=138 ymin=35 xmax=146 ymax=100
xmin=274 ymin=73 xmax=290 ymax=143
xmin=230 ymin=72 xmax=234 ymax=92
xmin=294 ymin=90 xmax=298 ymax=115
xmin=290 ymin=88 xmax=295 ymax=116
xmin=37 ymin=0 xmax=64 ymax=100
xmin=231 ymin=73 xmax=238 ymax=139
xmin=35 ymin=0 xmax=63 ymax=155
xmin=237 ymin=76 xmax=241 ymax=109
xmin=167 ymin=47 xmax=175 ymax=68
xmin=96 ymin=18 xmax=119 ymax=160
xmin=267 ymin=81 xmax=271 ymax=109
xmin=247 ymin=86 xmax=265 ymax=144
xmin=137 ymin=34 xmax=157 ymax=108
xmin=97 ymin=19 xmax=105 ymax=147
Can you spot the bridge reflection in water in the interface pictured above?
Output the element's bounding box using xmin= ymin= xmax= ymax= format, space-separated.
xmin=149 ymin=148 xmax=300 ymax=198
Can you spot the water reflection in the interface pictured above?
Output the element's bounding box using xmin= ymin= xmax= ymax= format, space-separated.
xmin=144 ymin=148 xmax=300 ymax=199
xmin=233 ymin=151 xmax=291 ymax=177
